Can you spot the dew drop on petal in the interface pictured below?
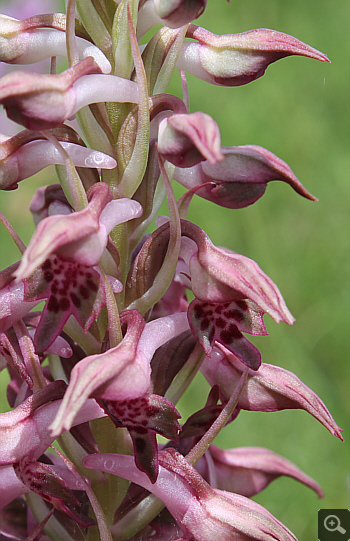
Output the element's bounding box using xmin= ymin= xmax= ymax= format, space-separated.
xmin=104 ymin=458 xmax=115 ymax=471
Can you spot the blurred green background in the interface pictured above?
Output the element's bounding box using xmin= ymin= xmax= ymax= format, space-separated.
xmin=0 ymin=1 xmax=349 ymax=539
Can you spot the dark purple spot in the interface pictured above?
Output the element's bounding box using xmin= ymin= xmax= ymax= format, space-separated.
xmin=228 ymin=324 xmax=243 ymax=339
xmin=236 ymin=300 xmax=248 ymax=311
xmin=220 ymin=330 xmax=233 ymax=345
xmin=147 ymin=406 xmax=160 ymax=417
xmin=43 ymin=271 xmax=54 ymax=283
xmin=215 ymin=317 xmax=225 ymax=328
xmin=214 ymin=305 xmax=223 ymax=314
xmin=79 ymin=285 xmax=89 ymax=299
xmin=209 ymin=328 xmax=215 ymax=343
xmin=70 ymin=292 xmax=81 ymax=308
xmin=225 ymin=309 xmax=244 ymax=322
xmin=59 ymin=297 xmax=70 ymax=311
xmin=42 ymin=259 xmax=52 ymax=270
xmin=132 ymin=427 xmax=148 ymax=435
xmin=200 ymin=318 xmax=210 ymax=331
xmin=194 ymin=305 xmax=204 ymax=319
xmin=86 ymin=279 xmax=98 ymax=292
xmin=135 ymin=438 xmax=146 ymax=454
xmin=47 ymin=295 xmax=60 ymax=313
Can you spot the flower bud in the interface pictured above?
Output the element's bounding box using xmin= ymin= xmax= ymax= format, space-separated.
xmin=177 ymin=26 xmax=329 ymax=86
xmin=158 ymin=112 xmax=224 ymax=167
xmin=154 ymin=0 xmax=207 ymax=28
xmin=0 ymin=57 xmax=139 ymax=130
xmin=0 ymin=14 xmax=111 ymax=73
xmin=0 ymin=57 xmax=101 ymax=130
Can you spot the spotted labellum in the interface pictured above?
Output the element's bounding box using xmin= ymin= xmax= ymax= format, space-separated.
xmin=0 ymin=1 xmax=340 ymax=540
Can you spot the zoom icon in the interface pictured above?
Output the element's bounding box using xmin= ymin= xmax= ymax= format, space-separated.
xmin=318 ymin=509 xmax=350 ymax=541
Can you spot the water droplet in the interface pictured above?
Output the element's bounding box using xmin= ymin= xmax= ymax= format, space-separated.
xmin=104 ymin=458 xmax=115 ymax=471
xmin=85 ymin=152 xmax=104 ymax=167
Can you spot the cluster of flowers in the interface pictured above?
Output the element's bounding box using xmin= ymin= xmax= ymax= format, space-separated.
xmin=0 ymin=1 xmax=342 ymax=540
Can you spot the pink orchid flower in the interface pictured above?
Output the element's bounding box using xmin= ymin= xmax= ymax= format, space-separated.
xmin=177 ymin=26 xmax=329 ymax=86
xmin=84 ymin=448 xmax=298 ymax=541
xmin=174 ymin=145 xmax=316 ymax=208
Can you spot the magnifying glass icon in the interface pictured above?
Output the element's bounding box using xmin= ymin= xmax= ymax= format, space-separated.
xmin=324 ymin=515 xmax=346 ymax=534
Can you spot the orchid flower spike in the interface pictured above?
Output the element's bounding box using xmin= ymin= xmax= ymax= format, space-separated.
xmin=174 ymin=144 xmax=317 ymax=208
xmin=84 ymin=448 xmax=298 ymax=541
xmin=0 ymin=57 xmax=139 ymax=130
xmin=0 ymin=13 xmax=111 ymax=73
xmin=0 ymin=127 xmax=116 ymax=190
xmin=177 ymin=26 xmax=329 ymax=86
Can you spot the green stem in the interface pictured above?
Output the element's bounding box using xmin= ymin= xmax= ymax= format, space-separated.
xmin=0 ymin=210 xmax=26 ymax=254
xmin=111 ymin=494 xmax=165 ymax=541
xmin=186 ymin=366 xmax=250 ymax=466
xmin=25 ymin=493 xmax=77 ymax=541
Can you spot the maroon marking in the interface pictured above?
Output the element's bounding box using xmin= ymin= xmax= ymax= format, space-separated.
xmin=47 ymin=295 xmax=60 ymax=313
xmin=208 ymin=328 xmax=215 ymax=343
xmin=59 ymin=297 xmax=70 ymax=311
xmin=228 ymin=324 xmax=243 ymax=338
xmin=70 ymin=292 xmax=81 ymax=308
xmin=220 ymin=330 xmax=233 ymax=345
xmin=200 ymin=317 xmax=210 ymax=331
xmin=79 ymin=285 xmax=89 ymax=300
xmin=86 ymin=279 xmax=98 ymax=292
xmin=43 ymin=271 xmax=54 ymax=282
xmin=215 ymin=317 xmax=225 ymax=328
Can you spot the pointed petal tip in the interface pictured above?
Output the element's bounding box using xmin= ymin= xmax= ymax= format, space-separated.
xmin=333 ymin=425 xmax=344 ymax=442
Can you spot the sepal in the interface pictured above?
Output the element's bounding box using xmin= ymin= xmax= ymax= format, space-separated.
xmin=201 ymin=346 xmax=343 ymax=440
xmin=196 ymin=445 xmax=323 ymax=498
